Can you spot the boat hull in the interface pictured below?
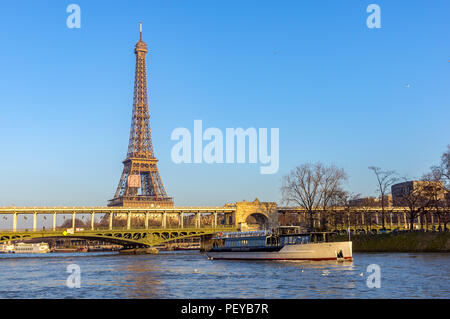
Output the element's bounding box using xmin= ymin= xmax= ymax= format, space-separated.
xmin=206 ymin=241 xmax=352 ymax=261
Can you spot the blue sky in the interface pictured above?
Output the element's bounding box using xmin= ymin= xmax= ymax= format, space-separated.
xmin=0 ymin=0 xmax=449 ymax=206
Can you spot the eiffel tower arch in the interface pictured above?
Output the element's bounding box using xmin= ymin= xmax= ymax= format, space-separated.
xmin=108 ymin=23 xmax=173 ymax=208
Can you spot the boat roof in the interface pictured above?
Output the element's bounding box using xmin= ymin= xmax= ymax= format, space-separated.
xmin=213 ymin=228 xmax=337 ymax=239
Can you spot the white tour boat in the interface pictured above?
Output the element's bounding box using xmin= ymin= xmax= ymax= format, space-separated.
xmin=13 ymin=242 xmax=50 ymax=254
xmin=205 ymin=227 xmax=352 ymax=261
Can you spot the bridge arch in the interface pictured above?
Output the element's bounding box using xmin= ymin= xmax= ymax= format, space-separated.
xmin=244 ymin=213 xmax=269 ymax=230
xmin=0 ymin=227 xmax=237 ymax=248
xmin=234 ymin=199 xmax=278 ymax=231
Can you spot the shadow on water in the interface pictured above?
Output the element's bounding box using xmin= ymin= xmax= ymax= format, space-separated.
xmin=112 ymin=255 xmax=162 ymax=298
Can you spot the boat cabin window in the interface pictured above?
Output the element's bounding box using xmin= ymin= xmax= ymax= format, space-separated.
xmin=309 ymin=232 xmax=333 ymax=243
xmin=281 ymin=235 xmax=310 ymax=245
xmin=223 ymin=237 xmax=266 ymax=248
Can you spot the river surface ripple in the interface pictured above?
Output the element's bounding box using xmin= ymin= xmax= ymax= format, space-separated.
xmin=0 ymin=251 xmax=448 ymax=298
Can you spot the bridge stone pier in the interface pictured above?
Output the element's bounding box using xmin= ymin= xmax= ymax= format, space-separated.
xmin=232 ymin=198 xmax=278 ymax=231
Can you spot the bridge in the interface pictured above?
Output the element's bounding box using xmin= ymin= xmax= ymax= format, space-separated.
xmin=0 ymin=202 xmax=442 ymax=247
xmin=277 ymin=206 xmax=444 ymax=231
xmin=229 ymin=199 xmax=427 ymax=231
xmin=0 ymin=207 xmax=237 ymax=247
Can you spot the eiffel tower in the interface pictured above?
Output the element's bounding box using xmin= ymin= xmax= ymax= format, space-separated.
xmin=108 ymin=23 xmax=173 ymax=208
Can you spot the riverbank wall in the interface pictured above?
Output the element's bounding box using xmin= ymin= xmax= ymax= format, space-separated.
xmin=333 ymin=232 xmax=450 ymax=252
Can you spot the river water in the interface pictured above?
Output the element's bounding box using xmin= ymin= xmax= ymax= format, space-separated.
xmin=0 ymin=251 xmax=448 ymax=298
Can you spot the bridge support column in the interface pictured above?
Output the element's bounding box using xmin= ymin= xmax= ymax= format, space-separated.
xmin=91 ymin=212 xmax=95 ymax=230
xmin=431 ymin=213 xmax=434 ymax=229
xmin=109 ymin=212 xmax=113 ymax=230
xmin=180 ymin=213 xmax=183 ymax=228
xmin=127 ymin=212 xmax=131 ymax=230
xmin=347 ymin=212 xmax=351 ymax=229
xmin=53 ymin=212 xmax=56 ymax=231
xmin=33 ymin=212 xmax=37 ymax=231
xmin=145 ymin=213 xmax=149 ymax=229
xmin=162 ymin=213 xmax=167 ymax=228
xmin=72 ymin=212 xmax=76 ymax=229
xmin=196 ymin=212 xmax=200 ymax=228
xmin=13 ymin=212 xmax=17 ymax=232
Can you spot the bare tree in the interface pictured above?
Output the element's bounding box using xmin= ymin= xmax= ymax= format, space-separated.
xmin=395 ymin=178 xmax=438 ymax=230
xmin=431 ymin=145 xmax=450 ymax=186
xmin=339 ymin=191 xmax=362 ymax=231
xmin=319 ymin=165 xmax=348 ymax=230
xmin=368 ymin=166 xmax=398 ymax=229
xmin=438 ymin=146 xmax=450 ymax=229
xmin=281 ymin=163 xmax=347 ymax=231
xmin=327 ymin=190 xmax=357 ymax=231
xmin=329 ymin=190 xmax=358 ymax=208
xmin=424 ymin=147 xmax=450 ymax=231
xmin=282 ymin=163 xmax=323 ymax=231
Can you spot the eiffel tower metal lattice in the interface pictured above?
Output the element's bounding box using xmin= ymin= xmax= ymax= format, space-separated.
xmin=108 ymin=23 xmax=173 ymax=208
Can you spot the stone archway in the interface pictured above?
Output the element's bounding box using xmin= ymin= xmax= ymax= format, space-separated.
xmin=234 ymin=199 xmax=278 ymax=231
xmin=245 ymin=213 xmax=269 ymax=230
